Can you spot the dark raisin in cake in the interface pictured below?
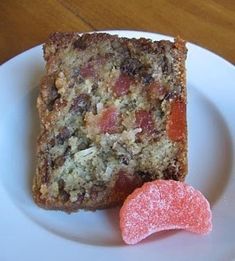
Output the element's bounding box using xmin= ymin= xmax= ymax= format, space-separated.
xmin=33 ymin=32 xmax=187 ymax=212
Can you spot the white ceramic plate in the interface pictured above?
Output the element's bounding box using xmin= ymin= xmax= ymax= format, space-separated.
xmin=0 ymin=31 xmax=235 ymax=261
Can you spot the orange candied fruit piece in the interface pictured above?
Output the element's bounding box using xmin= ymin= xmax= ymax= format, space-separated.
xmin=167 ymin=100 xmax=186 ymax=141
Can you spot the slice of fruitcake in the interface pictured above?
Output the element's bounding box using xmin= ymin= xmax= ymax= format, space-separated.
xmin=33 ymin=32 xmax=187 ymax=212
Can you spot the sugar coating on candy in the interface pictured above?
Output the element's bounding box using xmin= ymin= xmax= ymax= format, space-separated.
xmin=120 ymin=180 xmax=212 ymax=244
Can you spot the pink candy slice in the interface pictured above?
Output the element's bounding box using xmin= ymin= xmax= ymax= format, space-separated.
xmin=120 ymin=180 xmax=212 ymax=244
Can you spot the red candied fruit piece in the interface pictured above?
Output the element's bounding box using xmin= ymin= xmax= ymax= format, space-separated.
xmin=167 ymin=100 xmax=186 ymax=141
xmin=135 ymin=110 xmax=155 ymax=135
xmin=113 ymin=73 xmax=133 ymax=97
xmin=120 ymin=180 xmax=212 ymax=245
xmin=99 ymin=106 xmax=120 ymax=134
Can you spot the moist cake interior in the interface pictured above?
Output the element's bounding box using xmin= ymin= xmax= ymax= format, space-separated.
xmin=35 ymin=33 xmax=187 ymax=210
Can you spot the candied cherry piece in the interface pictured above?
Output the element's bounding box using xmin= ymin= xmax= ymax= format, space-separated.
xmin=135 ymin=109 xmax=155 ymax=135
xmin=99 ymin=106 xmax=120 ymax=134
xmin=113 ymin=73 xmax=133 ymax=97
